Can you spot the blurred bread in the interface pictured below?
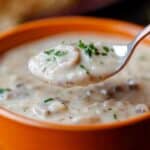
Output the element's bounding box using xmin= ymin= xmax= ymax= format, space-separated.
xmin=0 ymin=0 xmax=77 ymax=31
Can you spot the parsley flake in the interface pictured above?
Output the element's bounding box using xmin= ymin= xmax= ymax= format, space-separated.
xmin=44 ymin=48 xmax=68 ymax=61
xmin=0 ymin=88 xmax=10 ymax=94
xmin=77 ymin=40 xmax=100 ymax=57
xmin=44 ymin=49 xmax=55 ymax=55
xmin=54 ymin=51 xmax=67 ymax=57
xmin=44 ymin=98 xmax=54 ymax=103
xmin=100 ymin=52 xmax=108 ymax=56
xmin=100 ymin=46 xmax=112 ymax=56
xmin=78 ymin=40 xmax=86 ymax=49
xmin=80 ymin=64 xmax=90 ymax=74
xmin=102 ymin=46 xmax=110 ymax=53
xmin=113 ymin=113 xmax=118 ymax=120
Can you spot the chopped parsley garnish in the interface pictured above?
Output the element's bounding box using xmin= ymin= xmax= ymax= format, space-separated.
xmin=77 ymin=40 xmax=113 ymax=57
xmin=44 ymin=98 xmax=54 ymax=103
xmin=54 ymin=51 xmax=68 ymax=57
xmin=100 ymin=52 xmax=108 ymax=56
xmin=100 ymin=46 xmax=112 ymax=56
xmin=80 ymin=64 xmax=90 ymax=74
xmin=77 ymin=40 xmax=100 ymax=57
xmin=102 ymin=46 xmax=110 ymax=53
xmin=78 ymin=40 xmax=86 ymax=49
xmin=0 ymin=88 xmax=10 ymax=94
xmin=108 ymin=108 xmax=118 ymax=120
xmin=44 ymin=49 xmax=55 ymax=55
xmin=113 ymin=113 xmax=118 ymax=120
xmin=44 ymin=49 xmax=68 ymax=61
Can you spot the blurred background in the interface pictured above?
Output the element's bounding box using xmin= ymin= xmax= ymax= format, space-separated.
xmin=0 ymin=0 xmax=149 ymax=32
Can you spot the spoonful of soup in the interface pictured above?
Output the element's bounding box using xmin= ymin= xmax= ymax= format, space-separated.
xmin=28 ymin=25 xmax=150 ymax=87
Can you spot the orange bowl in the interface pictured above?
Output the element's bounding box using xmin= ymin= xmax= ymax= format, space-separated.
xmin=0 ymin=17 xmax=150 ymax=150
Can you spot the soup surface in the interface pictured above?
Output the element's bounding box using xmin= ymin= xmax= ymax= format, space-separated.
xmin=0 ymin=33 xmax=150 ymax=124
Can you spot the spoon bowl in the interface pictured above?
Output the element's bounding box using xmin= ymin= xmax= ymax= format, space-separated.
xmin=107 ymin=25 xmax=150 ymax=80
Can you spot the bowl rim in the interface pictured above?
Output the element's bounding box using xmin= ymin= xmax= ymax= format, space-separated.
xmin=0 ymin=16 xmax=150 ymax=131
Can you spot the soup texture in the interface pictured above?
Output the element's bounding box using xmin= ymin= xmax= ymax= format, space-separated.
xmin=0 ymin=33 xmax=150 ymax=124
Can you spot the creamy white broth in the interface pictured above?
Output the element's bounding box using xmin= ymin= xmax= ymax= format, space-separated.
xmin=0 ymin=32 xmax=150 ymax=124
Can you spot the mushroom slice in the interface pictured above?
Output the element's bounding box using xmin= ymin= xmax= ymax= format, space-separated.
xmin=28 ymin=44 xmax=80 ymax=86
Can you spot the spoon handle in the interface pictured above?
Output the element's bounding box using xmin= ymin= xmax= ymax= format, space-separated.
xmin=128 ymin=24 xmax=150 ymax=55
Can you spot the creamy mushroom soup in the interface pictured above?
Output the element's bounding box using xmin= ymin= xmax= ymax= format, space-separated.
xmin=0 ymin=33 xmax=150 ymax=124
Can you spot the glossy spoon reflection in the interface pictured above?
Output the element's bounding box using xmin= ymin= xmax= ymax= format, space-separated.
xmin=107 ymin=24 xmax=150 ymax=80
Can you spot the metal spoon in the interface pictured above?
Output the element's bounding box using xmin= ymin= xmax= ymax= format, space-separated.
xmin=105 ymin=24 xmax=150 ymax=80
xmin=28 ymin=25 xmax=150 ymax=87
